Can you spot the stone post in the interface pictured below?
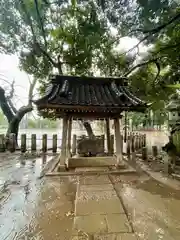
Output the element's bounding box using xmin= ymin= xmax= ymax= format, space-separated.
xmin=42 ymin=134 xmax=47 ymax=152
xmin=152 ymin=145 xmax=158 ymax=158
xmin=139 ymin=134 xmax=143 ymax=148
xmin=131 ymin=134 xmax=135 ymax=153
xmin=142 ymin=147 xmax=147 ymax=161
xmin=31 ymin=134 xmax=36 ymax=152
xmin=143 ymin=134 xmax=146 ymax=147
xmin=0 ymin=134 xmax=5 ymax=152
xmin=127 ymin=135 xmax=131 ymax=159
xmin=9 ymin=133 xmax=16 ymax=152
xmin=21 ymin=134 xmax=27 ymax=153
xmin=131 ymin=151 xmax=136 ymax=161
xmin=139 ymin=135 xmax=141 ymax=149
xmin=135 ymin=133 xmax=139 ymax=150
xmin=72 ymin=134 xmax=77 ymax=156
xmin=52 ymin=134 xmax=57 ymax=153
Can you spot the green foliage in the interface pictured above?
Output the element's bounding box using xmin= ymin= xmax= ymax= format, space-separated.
xmin=27 ymin=118 xmax=58 ymax=129
xmin=0 ymin=0 xmax=180 ymax=120
xmin=172 ymin=131 xmax=180 ymax=153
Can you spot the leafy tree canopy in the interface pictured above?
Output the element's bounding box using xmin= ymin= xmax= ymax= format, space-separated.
xmin=0 ymin=0 xmax=180 ymax=112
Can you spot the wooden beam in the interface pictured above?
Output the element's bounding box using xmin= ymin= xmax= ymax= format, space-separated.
xmin=52 ymin=75 xmax=128 ymax=85
xmin=39 ymin=110 xmax=123 ymax=120
xmin=38 ymin=104 xmax=126 ymax=111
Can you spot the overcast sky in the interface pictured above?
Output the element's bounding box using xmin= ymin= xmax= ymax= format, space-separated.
xmin=0 ymin=37 xmax=146 ymax=108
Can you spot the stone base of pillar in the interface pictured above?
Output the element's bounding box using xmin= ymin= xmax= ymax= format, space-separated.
xmin=116 ymin=154 xmax=123 ymax=165
xmin=57 ymin=164 xmax=68 ymax=172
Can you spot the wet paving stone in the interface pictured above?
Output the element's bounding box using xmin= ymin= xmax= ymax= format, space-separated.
xmin=75 ymin=199 xmax=125 ymax=215
xmin=76 ymin=190 xmax=118 ymax=201
xmin=79 ymin=184 xmax=114 ymax=192
xmin=94 ymin=233 xmax=138 ymax=240
xmin=73 ymin=214 xmax=108 ymax=235
xmin=106 ymin=213 xmax=132 ymax=233
xmin=78 ymin=175 xmax=111 ymax=185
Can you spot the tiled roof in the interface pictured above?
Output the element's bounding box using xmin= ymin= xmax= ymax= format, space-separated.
xmin=34 ymin=75 xmax=147 ymax=116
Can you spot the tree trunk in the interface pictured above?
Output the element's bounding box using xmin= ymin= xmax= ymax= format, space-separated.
xmin=82 ymin=121 xmax=95 ymax=138
xmin=6 ymin=105 xmax=33 ymax=145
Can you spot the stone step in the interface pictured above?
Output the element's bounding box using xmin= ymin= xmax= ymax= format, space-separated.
xmin=72 ymin=175 xmax=136 ymax=239
xmin=68 ymin=156 xmax=117 ymax=168
xmin=75 ymin=167 xmax=109 ymax=172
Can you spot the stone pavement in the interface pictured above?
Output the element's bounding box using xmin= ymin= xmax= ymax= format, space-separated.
xmin=71 ymin=173 xmax=138 ymax=240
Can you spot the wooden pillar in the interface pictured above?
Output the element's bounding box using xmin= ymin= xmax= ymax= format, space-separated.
xmin=67 ymin=117 xmax=72 ymax=158
xmin=114 ymin=118 xmax=122 ymax=165
xmin=120 ymin=134 xmax=123 ymax=153
xmin=60 ymin=116 xmax=68 ymax=166
xmin=72 ymin=134 xmax=77 ymax=156
xmin=105 ymin=118 xmax=111 ymax=154
xmin=110 ymin=134 xmax=114 ymax=155
xmin=101 ymin=134 xmax=105 ymax=152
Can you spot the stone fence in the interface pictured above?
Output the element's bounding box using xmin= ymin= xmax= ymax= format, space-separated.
xmin=0 ymin=132 xmax=146 ymax=155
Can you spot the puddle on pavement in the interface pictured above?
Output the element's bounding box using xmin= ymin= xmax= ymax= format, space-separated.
xmin=0 ymin=154 xmax=78 ymax=240
xmin=1 ymin=150 xmax=180 ymax=239
xmin=112 ymin=174 xmax=180 ymax=240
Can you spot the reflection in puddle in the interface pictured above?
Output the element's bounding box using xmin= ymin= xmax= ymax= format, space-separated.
xmin=1 ymin=142 xmax=180 ymax=240
xmin=0 ymin=155 xmax=72 ymax=240
xmin=114 ymin=175 xmax=180 ymax=240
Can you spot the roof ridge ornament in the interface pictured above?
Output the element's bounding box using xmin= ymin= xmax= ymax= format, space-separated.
xmin=111 ymin=81 xmax=123 ymax=97
xmin=59 ymin=79 xmax=69 ymax=97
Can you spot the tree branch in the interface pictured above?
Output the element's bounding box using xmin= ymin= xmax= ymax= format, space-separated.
xmin=151 ymin=42 xmax=180 ymax=56
xmin=28 ymin=78 xmax=37 ymax=104
xmin=124 ymin=58 xmax=159 ymax=76
xmin=7 ymin=79 xmax=15 ymax=100
xmin=134 ymin=12 xmax=180 ymax=35
xmin=0 ymin=87 xmax=14 ymax=122
xmin=127 ymin=12 xmax=180 ymax=41
xmin=20 ymin=0 xmax=37 ymax=41
xmin=20 ymin=0 xmax=57 ymax=67
xmin=153 ymin=61 xmax=161 ymax=85
xmin=1 ymin=78 xmax=18 ymax=114
xmin=116 ymin=13 xmax=180 ymax=59
xmin=7 ymin=99 xmax=18 ymax=115
xmin=118 ymin=35 xmax=149 ymax=58
xmin=34 ymin=0 xmax=48 ymax=48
